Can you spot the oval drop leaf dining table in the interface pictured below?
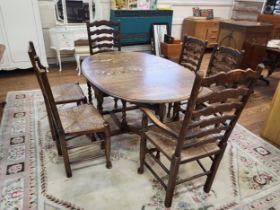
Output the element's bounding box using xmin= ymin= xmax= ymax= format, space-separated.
xmin=81 ymin=51 xmax=195 ymax=133
xmin=82 ymin=51 xmax=195 ymax=104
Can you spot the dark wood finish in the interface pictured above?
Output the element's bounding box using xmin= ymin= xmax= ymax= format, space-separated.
xmin=86 ymin=20 xmax=121 ymax=109
xmin=86 ymin=20 xmax=121 ymax=55
xmin=138 ymin=66 xmax=263 ymax=208
xmin=82 ymin=51 xmax=196 ymax=132
xmin=207 ymin=44 xmax=244 ymax=76
xmin=218 ymin=20 xmax=273 ymax=85
xmin=28 ymin=42 xmax=87 ymax=144
xmin=28 ymin=45 xmax=112 ymax=177
xmin=168 ymin=36 xmax=207 ymax=118
xmin=179 ymin=36 xmax=207 ymax=73
xmin=175 ymin=45 xmax=245 ymax=118
xmin=29 ymin=42 xmax=87 ymax=105
xmin=182 ymin=17 xmax=221 ymax=48
xmin=82 ymin=51 xmax=195 ymax=104
xmin=1 ymin=53 xmax=279 ymax=138
xmin=218 ymin=20 xmax=272 ymax=69
xmin=257 ymin=14 xmax=280 ymax=39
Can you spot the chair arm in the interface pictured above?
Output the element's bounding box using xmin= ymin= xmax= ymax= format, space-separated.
xmin=141 ymin=107 xmax=179 ymax=139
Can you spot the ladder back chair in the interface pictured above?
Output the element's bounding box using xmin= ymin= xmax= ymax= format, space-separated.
xmin=28 ymin=42 xmax=87 ymax=105
xmin=86 ymin=20 xmax=121 ymax=111
xmin=87 ymin=20 xmax=121 ymax=55
xmin=168 ymin=36 xmax=208 ymax=118
xmin=28 ymin=46 xmax=112 ymax=177
xmin=179 ymin=35 xmax=208 ymax=73
xmin=173 ymin=45 xmax=245 ymax=119
xmin=29 ymin=42 xmax=87 ymax=144
xmin=207 ymin=44 xmax=245 ymax=76
xmin=138 ymin=66 xmax=263 ymax=208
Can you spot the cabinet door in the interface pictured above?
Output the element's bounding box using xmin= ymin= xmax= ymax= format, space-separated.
xmin=0 ymin=0 xmax=44 ymax=66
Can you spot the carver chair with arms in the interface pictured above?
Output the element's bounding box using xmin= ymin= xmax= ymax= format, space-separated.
xmin=207 ymin=44 xmax=245 ymax=76
xmin=86 ymin=20 xmax=121 ymax=112
xmin=28 ymin=46 xmax=112 ymax=178
xmin=173 ymin=44 xmax=245 ymax=119
xmin=138 ymin=66 xmax=263 ymax=208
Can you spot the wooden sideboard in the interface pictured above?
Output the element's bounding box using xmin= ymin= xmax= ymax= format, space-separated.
xmin=257 ymin=14 xmax=280 ymax=39
xmin=261 ymin=82 xmax=280 ymax=146
xmin=182 ymin=17 xmax=221 ymax=48
xmin=218 ymin=20 xmax=273 ymax=70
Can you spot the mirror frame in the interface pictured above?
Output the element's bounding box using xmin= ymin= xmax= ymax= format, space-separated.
xmin=55 ymin=0 xmax=96 ymax=24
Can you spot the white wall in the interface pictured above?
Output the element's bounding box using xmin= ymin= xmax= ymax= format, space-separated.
xmin=38 ymin=0 xmax=234 ymax=58
xmin=158 ymin=0 xmax=233 ymax=39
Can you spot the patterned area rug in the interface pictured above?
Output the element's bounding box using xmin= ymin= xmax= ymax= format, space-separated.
xmin=1 ymin=89 xmax=280 ymax=210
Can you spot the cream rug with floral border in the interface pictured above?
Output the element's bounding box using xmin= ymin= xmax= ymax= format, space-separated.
xmin=1 ymin=88 xmax=280 ymax=210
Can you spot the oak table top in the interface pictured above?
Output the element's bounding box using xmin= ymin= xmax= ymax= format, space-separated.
xmin=81 ymin=51 xmax=195 ymax=104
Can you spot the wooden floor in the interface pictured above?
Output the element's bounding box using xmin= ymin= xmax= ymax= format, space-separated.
xmin=0 ymin=56 xmax=279 ymax=140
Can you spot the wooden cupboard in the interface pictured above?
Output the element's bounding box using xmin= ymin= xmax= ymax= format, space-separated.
xmin=181 ymin=17 xmax=221 ymax=48
xmin=218 ymin=20 xmax=272 ymax=70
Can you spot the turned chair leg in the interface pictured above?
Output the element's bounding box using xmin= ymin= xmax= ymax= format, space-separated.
xmin=120 ymin=100 xmax=128 ymax=131
xmin=164 ymin=155 xmax=180 ymax=208
xmin=95 ymin=91 xmax=104 ymax=114
xmin=104 ymin=124 xmax=112 ymax=169
xmin=87 ymin=81 xmax=93 ymax=105
xmin=172 ymin=102 xmax=180 ymax=120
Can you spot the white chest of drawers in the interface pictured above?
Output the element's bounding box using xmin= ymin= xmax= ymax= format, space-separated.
xmin=49 ymin=25 xmax=88 ymax=71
